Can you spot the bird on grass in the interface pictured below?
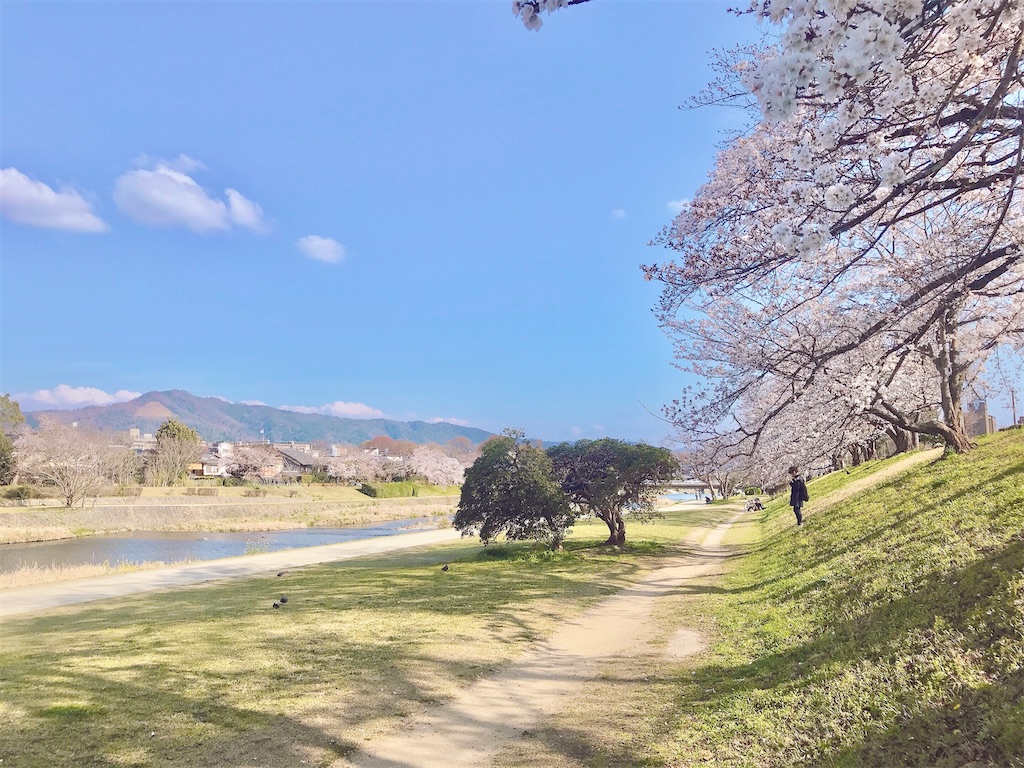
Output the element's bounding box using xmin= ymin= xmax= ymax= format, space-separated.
xmin=272 ymin=602 xmax=280 ymax=609
xmin=441 ymin=564 xmax=449 ymax=571
xmin=280 ymin=596 xmax=289 ymax=604
xmin=277 ymin=571 xmax=287 ymax=577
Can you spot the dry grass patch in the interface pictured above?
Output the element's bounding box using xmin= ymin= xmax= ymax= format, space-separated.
xmin=0 ymin=559 xmax=195 ymax=589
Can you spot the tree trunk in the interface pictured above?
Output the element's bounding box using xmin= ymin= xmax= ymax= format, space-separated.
xmin=601 ymin=512 xmax=626 ymax=546
xmin=931 ymin=305 xmax=974 ymax=453
xmin=850 ymin=444 xmax=864 ymax=466
xmin=613 ymin=515 xmax=626 ymax=546
xmin=889 ymin=426 xmax=914 ymax=454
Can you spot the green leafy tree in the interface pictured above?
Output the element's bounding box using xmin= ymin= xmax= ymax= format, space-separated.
xmin=454 ymin=429 xmax=576 ymax=551
xmin=0 ymin=394 xmax=26 ymax=484
xmin=547 ymin=439 xmax=679 ymax=546
xmin=147 ymin=419 xmax=201 ymax=486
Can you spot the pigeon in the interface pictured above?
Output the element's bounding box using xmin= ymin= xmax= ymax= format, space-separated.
xmin=279 ymin=596 xmax=289 ymax=604
xmin=272 ymin=602 xmax=280 ymax=609
xmin=441 ymin=564 xmax=449 ymax=571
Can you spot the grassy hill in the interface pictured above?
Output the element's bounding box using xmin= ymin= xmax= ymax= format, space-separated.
xmin=24 ymin=389 xmax=497 ymax=444
xmin=655 ymin=428 xmax=1024 ymax=766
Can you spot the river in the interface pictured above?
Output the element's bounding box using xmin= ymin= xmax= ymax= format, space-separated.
xmin=0 ymin=517 xmax=440 ymax=573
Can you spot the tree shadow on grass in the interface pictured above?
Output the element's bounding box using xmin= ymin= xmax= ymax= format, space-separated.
xmin=0 ymin=665 xmax=359 ymax=768
xmin=0 ymin=543 xmax=662 ymax=768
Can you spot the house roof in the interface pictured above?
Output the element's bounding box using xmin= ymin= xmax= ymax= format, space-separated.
xmin=276 ymin=447 xmax=325 ymax=469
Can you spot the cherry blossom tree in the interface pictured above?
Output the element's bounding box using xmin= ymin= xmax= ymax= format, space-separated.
xmin=228 ymin=444 xmax=280 ymax=481
xmin=15 ymin=418 xmax=111 ymax=506
xmin=517 ymin=0 xmax=1023 ymax=458
xmin=105 ymin=448 xmax=144 ymax=486
xmin=409 ymin=444 xmax=465 ymax=486
xmin=443 ymin=436 xmax=480 ymax=466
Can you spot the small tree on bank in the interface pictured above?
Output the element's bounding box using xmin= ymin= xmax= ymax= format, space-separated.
xmin=0 ymin=394 xmax=26 ymax=485
xmin=454 ymin=429 xmax=576 ymax=551
xmin=547 ymin=439 xmax=679 ymax=546
xmin=147 ymin=419 xmax=201 ymax=486
xmin=15 ymin=418 xmax=109 ymax=506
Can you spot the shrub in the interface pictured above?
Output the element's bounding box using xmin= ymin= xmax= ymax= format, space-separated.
xmin=358 ymin=481 xmax=420 ymax=498
xmin=2 ymin=485 xmax=43 ymax=500
xmin=744 ymin=486 xmax=763 ymax=495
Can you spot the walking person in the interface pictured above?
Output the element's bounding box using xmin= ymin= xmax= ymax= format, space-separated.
xmin=788 ymin=466 xmax=809 ymax=526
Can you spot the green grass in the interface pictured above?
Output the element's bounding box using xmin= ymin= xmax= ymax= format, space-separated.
xmin=4 ymin=438 xmax=1020 ymax=768
xmin=0 ymin=505 xmax=724 ymax=768
xmin=645 ymin=431 xmax=1024 ymax=767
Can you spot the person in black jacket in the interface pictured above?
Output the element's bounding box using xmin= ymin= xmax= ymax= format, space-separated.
xmin=788 ymin=466 xmax=809 ymax=526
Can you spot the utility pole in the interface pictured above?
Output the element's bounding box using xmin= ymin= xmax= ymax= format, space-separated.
xmin=1011 ymin=388 xmax=1018 ymax=426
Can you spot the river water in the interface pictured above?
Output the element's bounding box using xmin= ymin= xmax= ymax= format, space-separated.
xmin=0 ymin=517 xmax=439 ymax=573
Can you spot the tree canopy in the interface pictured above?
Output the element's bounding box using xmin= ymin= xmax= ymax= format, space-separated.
xmin=547 ymin=439 xmax=678 ymax=546
xmin=516 ymin=0 xmax=1023 ymax=470
xmin=0 ymin=394 xmax=25 ymax=485
xmin=148 ymin=419 xmax=201 ymax=486
xmin=454 ymin=430 xmax=577 ymax=551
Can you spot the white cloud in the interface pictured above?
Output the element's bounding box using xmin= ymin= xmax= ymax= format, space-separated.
xmin=16 ymin=385 xmax=141 ymax=411
xmin=226 ymin=188 xmax=269 ymax=233
xmin=132 ymin=153 xmax=207 ymax=173
xmin=113 ymin=159 xmax=268 ymax=234
xmin=279 ymin=401 xmax=385 ymax=419
xmin=610 ymin=208 xmax=627 ymax=219
xmin=296 ymin=235 xmax=345 ymax=264
xmin=667 ymin=199 xmax=689 ymax=215
xmin=278 ymin=404 xmax=320 ymax=415
xmin=0 ymin=167 xmax=109 ymax=232
xmin=241 ymin=399 xmax=267 ymax=406
xmin=427 ymin=417 xmax=471 ymax=426
xmin=324 ymin=401 xmax=384 ymax=418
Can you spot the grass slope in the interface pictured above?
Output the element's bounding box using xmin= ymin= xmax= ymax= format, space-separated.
xmin=655 ymin=430 xmax=1024 ymax=767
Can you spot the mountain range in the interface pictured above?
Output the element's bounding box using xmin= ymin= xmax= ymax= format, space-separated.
xmin=25 ymin=390 xmax=497 ymax=445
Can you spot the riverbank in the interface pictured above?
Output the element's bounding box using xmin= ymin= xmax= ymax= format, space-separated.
xmin=0 ymin=493 xmax=458 ymax=544
xmin=0 ymin=527 xmax=466 ymax=617
xmin=0 ymin=507 xmax=729 ymax=768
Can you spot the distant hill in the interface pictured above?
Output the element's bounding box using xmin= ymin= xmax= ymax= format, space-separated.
xmin=25 ymin=390 xmax=497 ymax=445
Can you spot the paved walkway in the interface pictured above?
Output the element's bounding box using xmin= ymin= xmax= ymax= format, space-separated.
xmin=0 ymin=527 xmax=462 ymax=618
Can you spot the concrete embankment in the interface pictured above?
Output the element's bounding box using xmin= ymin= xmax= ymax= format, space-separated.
xmin=0 ymin=495 xmax=458 ymax=544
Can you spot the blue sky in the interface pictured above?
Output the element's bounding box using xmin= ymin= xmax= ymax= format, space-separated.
xmin=3 ymin=2 xmax=1018 ymax=442
xmin=2 ymin=0 xmax=766 ymax=443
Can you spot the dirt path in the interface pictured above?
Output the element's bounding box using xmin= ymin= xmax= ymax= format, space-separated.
xmin=815 ymin=448 xmax=942 ymax=510
xmin=338 ymin=505 xmax=744 ymax=768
